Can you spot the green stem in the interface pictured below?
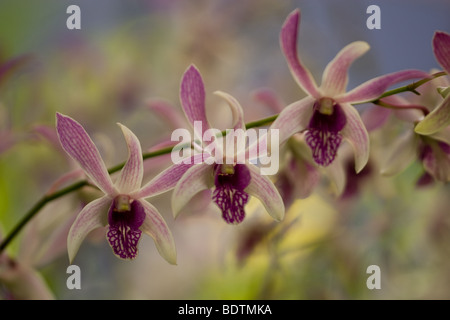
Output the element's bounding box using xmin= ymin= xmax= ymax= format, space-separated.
xmin=0 ymin=72 xmax=447 ymax=253
xmin=0 ymin=180 xmax=88 ymax=253
xmin=355 ymin=71 xmax=447 ymax=105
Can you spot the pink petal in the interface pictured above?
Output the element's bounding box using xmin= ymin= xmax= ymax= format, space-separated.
xmin=138 ymin=199 xmax=177 ymax=265
xmin=415 ymin=95 xmax=450 ymax=135
xmin=180 ymin=65 xmax=210 ymax=137
xmin=280 ymin=9 xmax=320 ymax=98
xmin=339 ymin=103 xmax=370 ymax=173
xmin=67 ymin=196 xmax=110 ymax=263
xmin=135 ymin=153 xmax=208 ymax=199
xmin=245 ymin=163 xmax=285 ymax=221
xmin=171 ymin=163 xmax=214 ymax=218
xmin=56 ymin=113 xmax=116 ymax=195
xmin=360 ymin=105 xmax=392 ymax=132
xmin=337 ymin=70 xmax=430 ymax=104
xmin=114 ymin=124 xmax=144 ymax=194
xmin=269 ymin=96 xmax=315 ymax=146
xmin=433 ymin=31 xmax=450 ymax=74
xmin=251 ymin=87 xmax=285 ymax=113
xmin=321 ymin=41 xmax=370 ymax=96
xmin=214 ymin=91 xmax=246 ymax=130
xmin=147 ymin=98 xmax=187 ymax=130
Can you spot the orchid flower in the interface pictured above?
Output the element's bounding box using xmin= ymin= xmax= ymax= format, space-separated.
xmin=171 ymin=65 xmax=284 ymax=225
xmin=270 ymin=9 xmax=429 ymax=173
xmin=415 ymin=31 xmax=450 ymax=135
xmin=367 ymin=31 xmax=450 ymax=184
xmin=252 ymin=88 xmax=320 ymax=204
xmin=56 ymin=113 xmax=200 ymax=263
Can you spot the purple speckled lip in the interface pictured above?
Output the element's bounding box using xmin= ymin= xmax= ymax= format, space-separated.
xmin=107 ymin=197 xmax=146 ymax=260
xmin=170 ymin=65 xmax=285 ymax=225
xmin=212 ymin=164 xmax=251 ymax=224
xmin=305 ymin=102 xmax=347 ymax=166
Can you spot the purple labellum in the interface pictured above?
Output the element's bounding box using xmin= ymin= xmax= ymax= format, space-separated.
xmin=106 ymin=196 xmax=146 ymax=260
xmin=438 ymin=141 xmax=450 ymax=155
xmin=212 ymin=164 xmax=251 ymax=224
xmin=305 ymin=100 xmax=347 ymax=166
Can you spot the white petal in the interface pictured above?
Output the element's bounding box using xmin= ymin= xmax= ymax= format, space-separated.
xmin=171 ymin=163 xmax=214 ymax=219
xmin=340 ymin=104 xmax=370 ymax=173
xmin=115 ymin=123 xmax=144 ymax=194
xmin=67 ymin=196 xmax=110 ymax=263
xmin=245 ymin=163 xmax=285 ymax=221
xmin=139 ymin=200 xmax=177 ymax=265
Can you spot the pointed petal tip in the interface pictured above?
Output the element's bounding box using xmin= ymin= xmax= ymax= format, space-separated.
xmin=287 ymin=8 xmax=300 ymax=20
xmin=213 ymin=90 xmax=246 ymax=130
xmin=55 ymin=112 xmax=70 ymax=126
xmin=184 ymin=64 xmax=201 ymax=76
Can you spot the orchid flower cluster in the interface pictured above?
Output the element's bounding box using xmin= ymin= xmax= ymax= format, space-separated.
xmin=1 ymin=9 xmax=449 ymax=286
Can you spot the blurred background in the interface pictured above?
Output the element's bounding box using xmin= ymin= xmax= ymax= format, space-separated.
xmin=0 ymin=0 xmax=449 ymax=299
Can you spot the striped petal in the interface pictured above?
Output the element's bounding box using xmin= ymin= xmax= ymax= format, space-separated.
xmin=245 ymin=163 xmax=285 ymax=222
xmin=339 ymin=103 xmax=370 ymax=173
xmin=321 ymin=41 xmax=370 ymax=96
xmin=138 ymin=200 xmax=177 ymax=265
xmin=214 ymin=90 xmax=246 ymax=131
xmin=433 ymin=31 xmax=450 ymax=74
xmin=414 ymin=95 xmax=450 ymax=135
xmin=337 ymin=70 xmax=430 ymax=104
xmin=114 ymin=123 xmax=143 ymax=194
xmin=56 ymin=113 xmax=116 ymax=195
xmin=280 ymin=9 xmax=320 ymax=98
xmin=269 ymin=96 xmax=315 ymax=146
xmin=135 ymin=153 xmax=208 ymax=199
xmin=171 ymin=163 xmax=214 ymax=219
xmin=67 ymin=196 xmax=110 ymax=263
xmin=180 ymin=65 xmax=210 ymax=138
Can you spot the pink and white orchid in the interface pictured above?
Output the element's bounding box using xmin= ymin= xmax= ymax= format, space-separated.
xmin=415 ymin=31 xmax=450 ymax=135
xmin=270 ymin=9 xmax=429 ymax=173
xmin=171 ymin=65 xmax=284 ymax=225
xmin=56 ymin=113 xmax=199 ymax=263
